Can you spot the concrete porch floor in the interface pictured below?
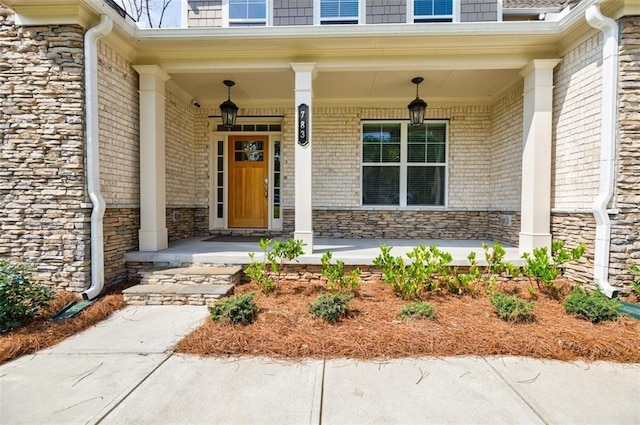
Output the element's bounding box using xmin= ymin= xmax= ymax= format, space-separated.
xmin=125 ymin=236 xmax=523 ymax=266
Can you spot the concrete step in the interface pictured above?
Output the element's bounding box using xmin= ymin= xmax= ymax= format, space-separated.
xmin=123 ymin=284 xmax=235 ymax=306
xmin=140 ymin=266 xmax=243 ymax=286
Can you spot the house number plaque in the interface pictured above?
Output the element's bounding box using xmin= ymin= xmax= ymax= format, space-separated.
xmin=298 ymin=103 xmax=309 ymax=146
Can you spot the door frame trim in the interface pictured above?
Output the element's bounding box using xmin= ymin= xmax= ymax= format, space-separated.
xmin=209 ymin=130 xmax=283 ymax=231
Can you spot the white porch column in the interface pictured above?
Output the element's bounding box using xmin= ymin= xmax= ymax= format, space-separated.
xmin=518 ymin=59 xmax=561 ymax=255
xmin=291 ymin=63 xmax=316 ymax=254
xmin=133 ymin=65 xmax=170 ymax=251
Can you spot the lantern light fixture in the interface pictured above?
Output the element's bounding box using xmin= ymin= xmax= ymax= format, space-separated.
xmin=408 ymin=77 xmax=427 ymax=127
xmin=219 ymin=80 xmax=239 ymax=129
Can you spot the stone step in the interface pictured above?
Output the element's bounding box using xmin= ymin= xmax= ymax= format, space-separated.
xmin=123 ymin=284 xmax=235 ymax=306
xmin=140 ymin=266 xmax=243 ymax=286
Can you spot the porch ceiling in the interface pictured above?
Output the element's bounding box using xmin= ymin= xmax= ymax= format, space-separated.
xmin=169 ymin=68 xmax=523 ymax=109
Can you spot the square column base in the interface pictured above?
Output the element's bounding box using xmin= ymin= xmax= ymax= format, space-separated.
xmin=519 ymin=232 xmax=551 ymax=256
xmin=294 ymin=231 xmax=314 ymax=255
xmin=139 ymin=229 xmax=168 ymax=252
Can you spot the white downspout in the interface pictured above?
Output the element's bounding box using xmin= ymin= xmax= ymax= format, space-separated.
xmin=585 ymin=4 xmax=620 ymax=298
xmin=81 ymin=15 xmax=113 ymax=300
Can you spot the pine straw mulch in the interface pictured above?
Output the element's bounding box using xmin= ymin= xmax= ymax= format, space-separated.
xmin=176 ymin=279 xmax=640 ymax=363
xmin=0 ymin=284 xmax=127 ymax=365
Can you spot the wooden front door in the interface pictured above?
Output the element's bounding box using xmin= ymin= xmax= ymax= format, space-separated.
xmin=228 ymin=136 xmax=269 ymax=228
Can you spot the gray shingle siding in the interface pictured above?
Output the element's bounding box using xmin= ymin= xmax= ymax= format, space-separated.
xmin=366 ymin=0 xmax=407 ymax=24
xmin=460 ymin=0 xmax=498 ymax=22
xmin=273 ymin=0 xmax=314 ymax=26
xmin=187 ymin=0 xmax=223 ymax=27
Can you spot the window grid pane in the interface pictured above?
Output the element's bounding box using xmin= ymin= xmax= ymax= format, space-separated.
xmin=363 ymin=166 xmax=400 ymax=205
xmin=414 ymin=0 xmax=452 ymax=17
xmin=362 ymin=121 xmax=448 ymax=207
xmin=229 ymin=0 xmax=266 ymax=21
xmin=321 ymin=0 xmax=358 ymax=19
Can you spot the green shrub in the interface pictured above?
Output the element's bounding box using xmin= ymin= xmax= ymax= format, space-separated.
xmin=398 ymin=301 xmax=436 ymax=320
xmin=488 ymin=292 xmax=535 ymax=322
xmin=309 ymin=293 xmax=353 ymax=323
xmin=629 ymin=263 xmax=640 ymax=298
xmin=522 ymin=240 xmax=586 ymax=296
xmin=0 ymin=260 xmax=54 ymax=333
xmin=373 ymin=244 xmax=453 ymax=300
xmin=245 ymin=238 xmax=305 ymax=295
xmin=449 ymin=252 xmax=482 ymax=296
xmin=563 ymin=286 xmax=621 ymax=323
xmin=209 ymin=293 xmax=258 ymax=325
xmin=320 ymin=251 xmax=360 ymax=294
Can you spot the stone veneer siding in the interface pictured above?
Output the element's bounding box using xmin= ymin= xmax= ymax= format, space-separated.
xmin=166 ymin=207 xmax=197 ymax=242
xmin=611 ymin=16 xmax=640 ymax=286
xmin=103 ymin=208 xmax=139 ymax=285
xmin=283 ymin=209 xmax=520 ymax=243
xmin=0 ymin=6 xmax=91 ymax=291
xmin=551 ymin=213 xmax=595 ymax=285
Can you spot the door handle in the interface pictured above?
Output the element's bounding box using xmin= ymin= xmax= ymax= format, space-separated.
xmin=264 ymin=178 xmax=268 ymax=199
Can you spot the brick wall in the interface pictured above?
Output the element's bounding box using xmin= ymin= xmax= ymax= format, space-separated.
xmin=98 ymin=41 xmax=139 ymax=206
xmin=552 ymin=32 xmax=602 ymax=210
xmin=187 ymin=0 xmax=223 ymax=27
xmin=366 ymin=0 xmax=407 ymax=24
xmin=196 ymin=104 xmax=521 ymax=239
xmin=490 ymin=83 xmax=523 ymax=209
xmin=460 ymin=0 xmax=498 ymax=22
xmin=0 ymin=5 xmax=91 ymax=291
xmin=274 ymin=0 xmax=313 ymax=25
xmin=166 ymin=91 xmax=196 ymax=207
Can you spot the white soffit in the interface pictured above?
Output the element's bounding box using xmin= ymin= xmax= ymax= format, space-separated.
xmin=170 ymin=69 xmax=523 ymax=108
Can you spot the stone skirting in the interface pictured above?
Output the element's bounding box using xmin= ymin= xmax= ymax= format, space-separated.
xmin=551 ymin=212 xmax=595 ymax=286
xmin=283 ymin=209 xmax=520 ymax=243
xmin=167 ymin=207 xmax=196 ymax=242
xmin=103 ymin=207 xmax=139 ymax=287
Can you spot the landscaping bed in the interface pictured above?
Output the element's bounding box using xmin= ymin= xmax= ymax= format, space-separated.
xmin=175 ymin=278 xmax=640 ymax=363
xmin=0 ymin=286 xmax=126 ymax=365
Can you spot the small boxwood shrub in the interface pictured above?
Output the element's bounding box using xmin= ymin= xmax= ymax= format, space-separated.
xmin=309 ymin=293 xmax=352 ymax=323
xmin=563 ymin=286 xmax=621 ymax=323
xmin=488 ymin=292 xmax=535 ymax=322
xmin=0 ymin=260 xmax=54 ymax=333
xmin=398 ymin=301 xmax=436 ymax=320
xmin=209 ymin=293 xmax=257 ymax=325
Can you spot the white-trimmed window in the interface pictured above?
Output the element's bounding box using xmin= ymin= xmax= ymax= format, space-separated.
xmin=362 ymin=121 xmax=447 ymax=207
xmin=318 ymin=0 xmax=360 ymax=24
xmin=411 ymin=0 xmax=453 ymax=22
xmin=228 ymin=0 xmax=267 ymax=26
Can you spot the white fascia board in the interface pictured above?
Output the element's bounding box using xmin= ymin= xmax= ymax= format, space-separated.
xmin=135 ymin=20 xmax=560 ymax=40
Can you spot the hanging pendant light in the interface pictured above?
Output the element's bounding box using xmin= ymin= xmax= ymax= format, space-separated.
xmin=219 ymin=80 xmax=239 ymax=129
xmin=408 ymin=77 xmax=427 ymax=127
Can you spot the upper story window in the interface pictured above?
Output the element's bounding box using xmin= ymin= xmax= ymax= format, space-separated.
xmin=320 ymin=0 xmax=359 ymax=24
xmin=229 ymin=0 xmax=267 ymax=26
xmin=413 ymin=0 xmax=453 ymax=22
xmin=362 ymin=121 xmax=448 ymax=207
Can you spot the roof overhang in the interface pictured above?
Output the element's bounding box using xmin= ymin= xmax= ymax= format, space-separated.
xmin=3 ymin=0 xmax=638 ymax=107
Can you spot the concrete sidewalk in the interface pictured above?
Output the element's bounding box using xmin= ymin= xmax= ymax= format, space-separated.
xmin=1 ymin=306 xmax=639 ymax=425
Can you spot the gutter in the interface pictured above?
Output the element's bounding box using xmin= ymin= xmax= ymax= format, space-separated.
xmin=585 ymin=4 xmax=620 ymax=298
xmin=81 ymin=15 xmax=113 ymax=301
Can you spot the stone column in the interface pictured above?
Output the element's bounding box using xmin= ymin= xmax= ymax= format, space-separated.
xmin=519 ymin=59 xmax=561 ymax=255
xmin=291 ymin=63 xmax=316 ymax=254
xmin=133 ymin=65 xmax=170 ymax=251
